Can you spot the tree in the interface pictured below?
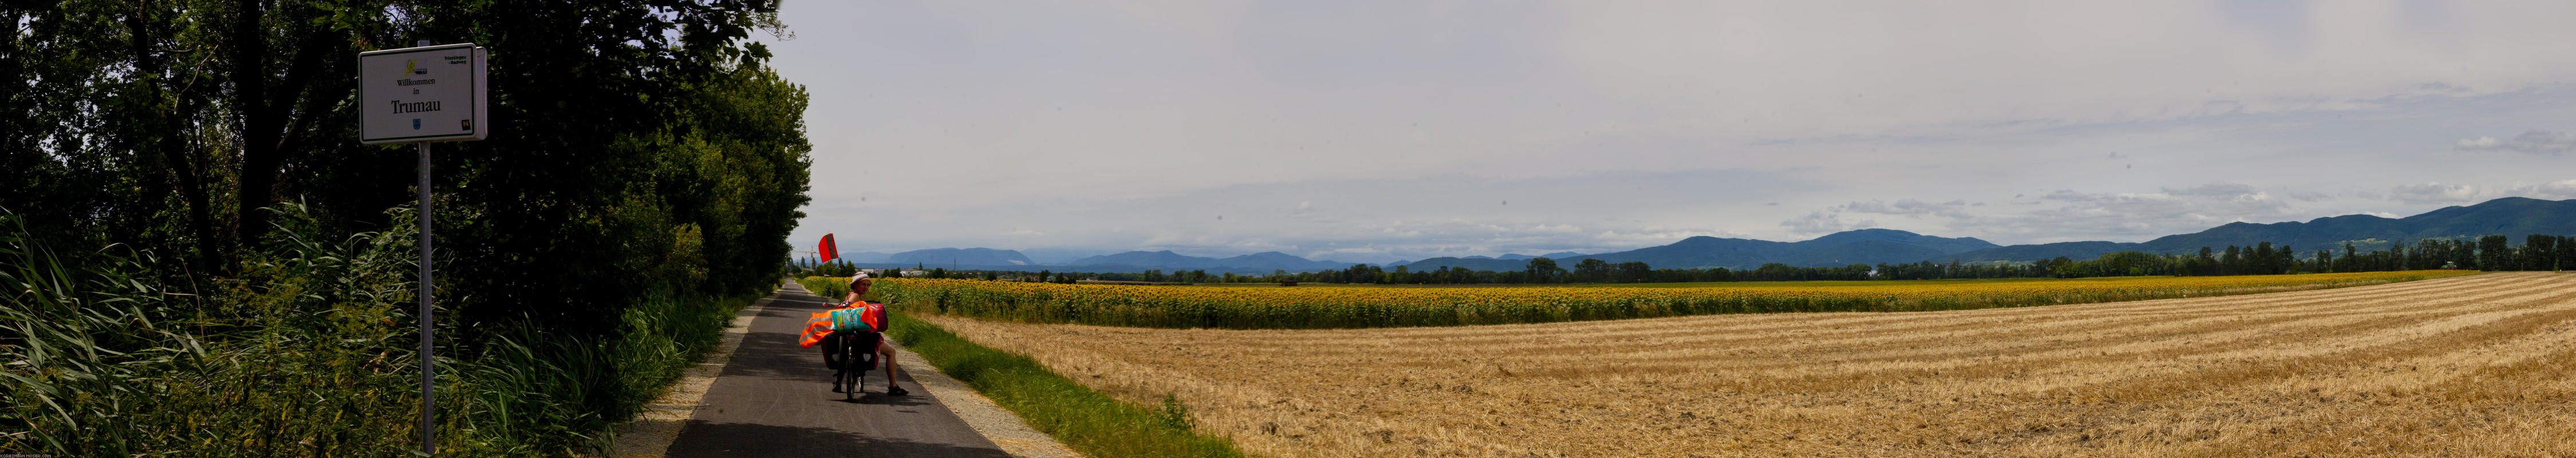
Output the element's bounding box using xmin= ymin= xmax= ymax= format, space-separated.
xmin=1525 ymin=257 xmax=1562 ymax=283
xmin=2479 ymin=235 xmax=2511 ymax=270
xmin=2524 ymin=234 xmax=2558 ymax=271
xmin=1571 ymin=258 xmax=1610 ymax=283
xmin=2558 ymin=235 xmax=2576 ymax=272
xmin=0 ymin=0 xmax=814 ymax=337
xmin=1614 ymin=262 xmax=1652 ymax=283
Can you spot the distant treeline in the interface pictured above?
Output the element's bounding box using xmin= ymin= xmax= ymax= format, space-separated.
xmin=803 ymin=234 xmax=2576 ymax=285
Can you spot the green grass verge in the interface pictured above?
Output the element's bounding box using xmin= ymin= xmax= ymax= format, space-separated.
xmin=877 ymin=309 xmax=1244 ymax=458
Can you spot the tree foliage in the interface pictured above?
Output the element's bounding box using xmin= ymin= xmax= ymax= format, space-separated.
xmin=2 ymin=0 xmax=812 ymax=339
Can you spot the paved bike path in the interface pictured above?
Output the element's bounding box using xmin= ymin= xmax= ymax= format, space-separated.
xmin=662 ymin=283 xmax=1011 ymax=457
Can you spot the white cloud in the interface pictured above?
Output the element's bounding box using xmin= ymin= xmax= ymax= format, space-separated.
xmin=1837 ymin=199 xmax=1973 ymax=219
xmin=2452 ymin=130 xmax=2576 ymax=155
xmin=2285 ymin=191 xmax=2334 ymax=202
xmin=2388 ymin=183 xmax=2484 ymax=204
xmin=1796 ymin=185 xmax=2303 ymax=243
xmin=1959 ymin=189 xmax=2295 ymax=242
xmin=1781 ymin=211 xmax=1878 ymax=235
xmin=2508 ymin=179 xmax=2576 ymax=200
xmin=2160 ymin=183 xmax=2263 ymax=199
xmin=1549 ymin=2 xmax=2576 ymax=140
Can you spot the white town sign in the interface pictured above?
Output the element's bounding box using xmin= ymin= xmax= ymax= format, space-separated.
xmin=359 ymin=43 xmax=489 ymax=144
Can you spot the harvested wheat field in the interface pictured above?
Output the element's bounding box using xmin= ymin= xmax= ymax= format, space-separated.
xmin=915 ymin=272 xmax=2576 ymax=457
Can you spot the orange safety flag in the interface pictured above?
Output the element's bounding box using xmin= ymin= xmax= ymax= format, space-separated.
xmin=799 ymin=301 xmax=885 ymax=348
xmin=817 ymin=233 xmax=839 ymax=263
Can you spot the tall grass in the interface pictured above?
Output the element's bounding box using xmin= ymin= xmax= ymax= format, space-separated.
xmin=0 ymin=204 xmax=746 ymax=456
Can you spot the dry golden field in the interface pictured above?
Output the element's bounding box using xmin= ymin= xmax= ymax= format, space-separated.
xmin=915 ymin=272 xmax=2576 ymax=457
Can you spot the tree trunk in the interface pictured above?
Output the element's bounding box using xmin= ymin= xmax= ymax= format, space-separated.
xmin=230 ymin=0 xmax=280 ymax=246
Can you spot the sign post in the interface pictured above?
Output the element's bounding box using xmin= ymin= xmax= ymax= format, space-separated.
xmin=360 ymin=40 xmax=489 ymax=456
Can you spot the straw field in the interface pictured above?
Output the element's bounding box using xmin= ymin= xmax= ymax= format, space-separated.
xmin=913 ymin=272 xmax=2576 ymax=457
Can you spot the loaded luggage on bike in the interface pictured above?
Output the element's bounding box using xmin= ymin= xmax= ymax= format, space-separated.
xmin=801 ymin=296 xmax=899 ymax=400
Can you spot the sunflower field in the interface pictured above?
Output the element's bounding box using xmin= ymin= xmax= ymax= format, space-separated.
xmin=826 ymin=270 xmax=2477 ymax=329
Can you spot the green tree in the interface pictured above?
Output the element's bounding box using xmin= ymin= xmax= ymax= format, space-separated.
xmin=2479 ymin=235 xmax=2511 ymax=270
xmin=1571 ymin=258 xmax=1610 ymax=283
xmin=1614 ymin=261 xmax=1652 ymax=283
xmin=2523 ymin=234 xmax=2557 ymax=271
xmin=2557 ymin=235 xmax=2576 ymax=272
xmin=1525 ymin=257 xmax=1561 ymax=283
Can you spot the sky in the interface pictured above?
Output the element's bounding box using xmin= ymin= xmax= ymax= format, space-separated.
xmin=758 ymin=1 xmax=2576 ymax=265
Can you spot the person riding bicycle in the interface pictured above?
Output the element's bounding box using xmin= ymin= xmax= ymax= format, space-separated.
xmin=800 ymin=274 xmax=907 ymax=396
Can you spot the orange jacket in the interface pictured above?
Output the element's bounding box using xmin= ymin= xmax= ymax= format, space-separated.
xmin=799 ymin=301 xmax=885 ymax=347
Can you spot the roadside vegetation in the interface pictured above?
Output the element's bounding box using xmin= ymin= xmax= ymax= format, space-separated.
xmin=3 ymin=2 xmax=809 ymax=456
xmin=860 ymin=270 xmax=2478 ymax=330
xmin=3 ymin=206 xmax=751 ymax=455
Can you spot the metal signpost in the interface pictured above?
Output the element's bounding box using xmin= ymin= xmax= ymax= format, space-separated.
xmin=360 ymin=40 xmax=489 ymax=456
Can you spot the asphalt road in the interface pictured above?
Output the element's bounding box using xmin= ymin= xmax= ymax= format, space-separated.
xmin=663 ymin=283 xmax=1012 ymax=458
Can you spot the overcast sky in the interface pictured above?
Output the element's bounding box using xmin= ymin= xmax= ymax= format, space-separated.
xmin=759 ymin=1 xmax=2576 ymax=265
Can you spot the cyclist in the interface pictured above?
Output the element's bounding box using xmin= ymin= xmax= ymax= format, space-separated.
xmin=801 ymin=274 xmax=907 ymax=396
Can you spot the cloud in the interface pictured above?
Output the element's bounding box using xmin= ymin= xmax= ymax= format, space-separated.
xmin=1550 ymin=3 xmax=2576 ymax=141
xmin=2160 ymin=183 xmax=2263 ymax=199
xmin=2452 ymin=130 xmax=2576 ymax=155
xmin=2388 ymin=182 xmax=2483 ymax=204
xmin=2106 ymin=151 xmax=2128 ymax=159
xmin=1781 ymin=211 xmax=1878 ymax=235
xmin=1836 ymin=199 xmax=1973 ymax=219
xmin=1818 ymin=185 xmax=2301 ymax=243
xmin=2508 ymin=179 xmax=2576 ymax=200
xmin=2039 ymin=189 xmax=2106 ymax=203
xmin=1959 ymin=189 xmax=2296 ymax=242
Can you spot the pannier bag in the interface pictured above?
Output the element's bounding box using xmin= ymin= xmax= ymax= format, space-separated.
xmin=830 ymin=304 xmax=886 ymax=332
xmin=821 ymin=330 xmax=880 ymax=371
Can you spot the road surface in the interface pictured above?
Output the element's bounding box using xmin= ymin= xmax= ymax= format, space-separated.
xmin=661 ymin=283 xmax=1014 ymax=457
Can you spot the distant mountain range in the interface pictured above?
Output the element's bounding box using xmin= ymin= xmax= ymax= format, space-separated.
xmin=1933 ymin=196 xmax=2576 ymax=263
xmin=822 ymin=197 xmax=2576 ymax=274
xmin=889 ymin=247 xmax=1034 ymax=266
xmin=1068 ymin=250 xmax=1355 ymax=272
xmin=1400 ymin=228 xmax=2000 ymax=271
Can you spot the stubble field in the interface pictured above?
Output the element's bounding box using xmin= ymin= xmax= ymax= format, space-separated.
xmin=914 ymin=272 xmax=2576 ymax=457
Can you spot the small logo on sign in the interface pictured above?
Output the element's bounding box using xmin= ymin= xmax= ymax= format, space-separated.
xmin=413 ymin=119 xmax=421 ymax=130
